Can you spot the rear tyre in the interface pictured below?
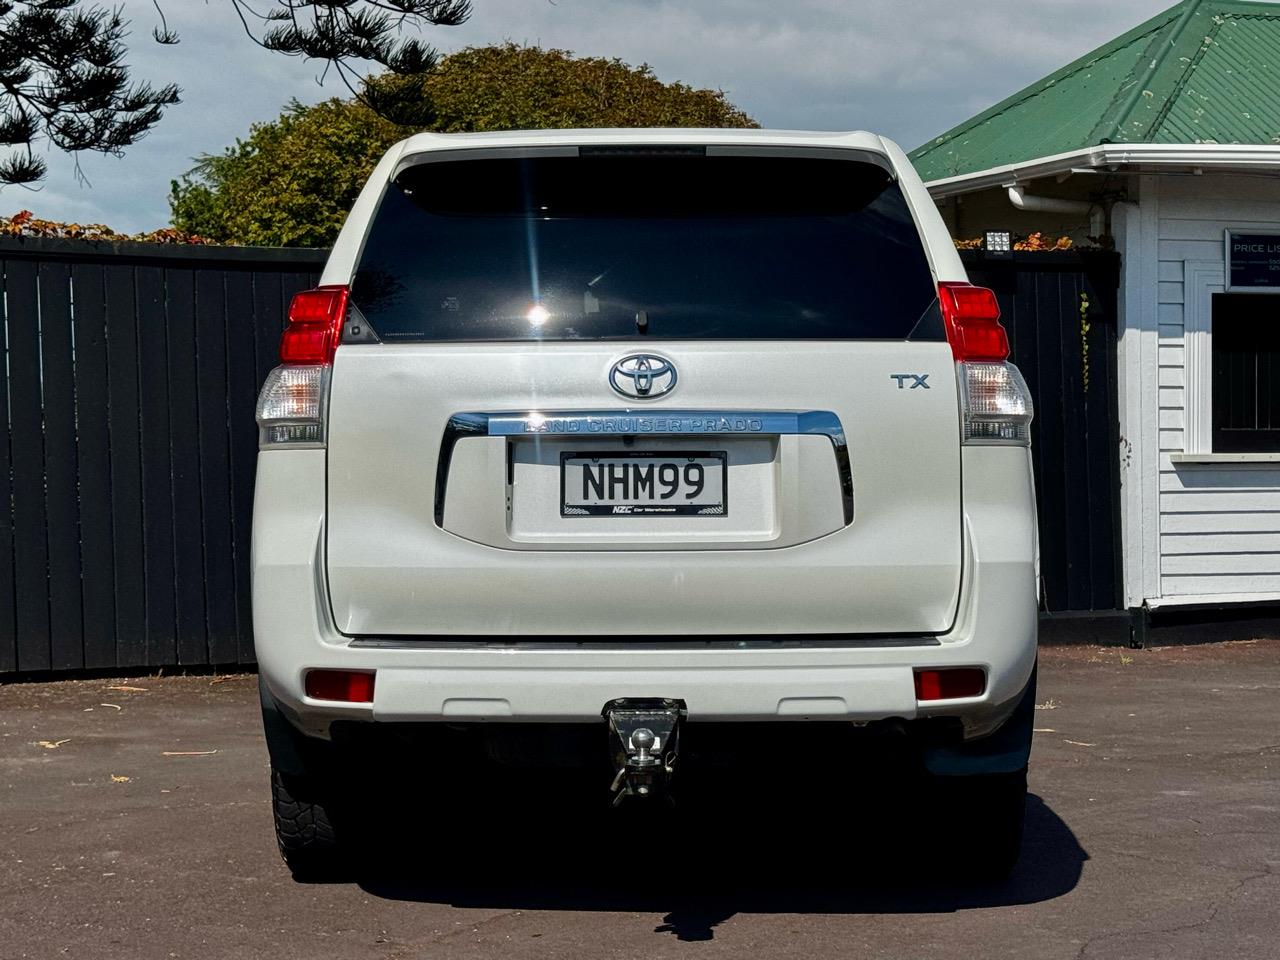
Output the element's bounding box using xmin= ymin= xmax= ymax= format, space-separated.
xmin=271 ymin=766 xmax=349 ymax=880
xmin=939 ymin=769 xmax=1028 ymax=881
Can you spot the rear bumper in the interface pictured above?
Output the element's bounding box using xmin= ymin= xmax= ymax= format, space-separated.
xmin=253 ymin=447 xmax=1038 ymax=734
xmin=263 ymin=630 xmax=1034 ymax=736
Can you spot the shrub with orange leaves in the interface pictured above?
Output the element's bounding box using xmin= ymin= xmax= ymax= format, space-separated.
xmin=953 ymin=232 xmax=1077 ymax=252
xmin=0 ymin=211 xmax=211 ymax=245
xmin=1015 ymin=232 xmax=1074 ymax=252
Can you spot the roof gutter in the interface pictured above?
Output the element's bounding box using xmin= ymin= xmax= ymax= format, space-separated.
xmin=925 ymin=143 xmax=1280 ymax=198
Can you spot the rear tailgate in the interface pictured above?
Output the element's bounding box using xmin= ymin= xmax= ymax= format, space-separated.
xmin=321 ymin=144 xmax=963 ymax=638
xmin=325 ymin=340 xmax=960 ymax=636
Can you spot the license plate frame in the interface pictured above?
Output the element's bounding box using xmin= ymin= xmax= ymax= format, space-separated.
xmin=560 ymin=450 xmax=728 ymax=517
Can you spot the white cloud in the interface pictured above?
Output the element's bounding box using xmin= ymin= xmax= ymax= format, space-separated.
xmin=14 ymin=0 xmax=1175 ymax=233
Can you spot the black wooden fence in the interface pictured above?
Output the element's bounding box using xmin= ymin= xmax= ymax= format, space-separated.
xmin=0 ymin=237 xmax=324 ymax=675
xmin=0 ymin=240 xmax=1122 ymax=677
xmin=964 ymin=249 xmax=1124 ymax=614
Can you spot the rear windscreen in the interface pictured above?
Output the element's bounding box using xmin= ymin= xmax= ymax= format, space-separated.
xmin=351 ymin=154 xmax=940 ymax=342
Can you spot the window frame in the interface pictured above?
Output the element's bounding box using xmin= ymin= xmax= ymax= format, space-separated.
xmin=1184 ymin=245 xmax=1280 ymax=456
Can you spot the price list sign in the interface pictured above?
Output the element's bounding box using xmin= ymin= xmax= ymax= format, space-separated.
xmin=1227 ymin=232 xmax=1280 ymax=290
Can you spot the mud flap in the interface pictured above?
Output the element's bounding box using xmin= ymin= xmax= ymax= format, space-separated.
xmin=921 ymin=665 xmax=1037 ymax=777
xmin=260 ymin=676 xmax=317 ymax=779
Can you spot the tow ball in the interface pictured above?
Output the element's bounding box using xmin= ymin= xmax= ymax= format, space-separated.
xmin=604 ymin=699 xmax=684 ymax=806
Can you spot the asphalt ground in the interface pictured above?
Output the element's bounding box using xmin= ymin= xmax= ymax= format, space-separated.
xmin=2 ymin=640 xmax=1278 ymax=960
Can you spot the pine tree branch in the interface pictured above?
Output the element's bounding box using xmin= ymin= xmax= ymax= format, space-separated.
xmin=0 ymin=0 xmax=471 ymax=188
xmin=0 ymin=1 xmax=179 ymax=185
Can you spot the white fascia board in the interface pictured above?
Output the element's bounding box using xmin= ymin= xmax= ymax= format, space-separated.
xmin=925 ymin=143 xmax=1280 ymax=198
xmin=925 ymin=147 xmax=1103 ymax=198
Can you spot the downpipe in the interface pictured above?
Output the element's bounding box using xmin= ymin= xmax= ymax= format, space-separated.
xmin=1006 ymin=184 xmax=1092 ymax=215
xmin=1007 ymin=184 xmax=1104 ymax=236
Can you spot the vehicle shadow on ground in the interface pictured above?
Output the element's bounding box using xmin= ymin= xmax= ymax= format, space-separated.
xmin=349 ymin=782 xmax=1087 ymax=940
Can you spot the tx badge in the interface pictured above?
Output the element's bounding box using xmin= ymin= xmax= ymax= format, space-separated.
xmin=890 ymin=373 xmax=930 ymax=389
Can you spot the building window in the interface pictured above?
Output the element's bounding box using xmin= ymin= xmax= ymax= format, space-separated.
xmin=1212 ymin=293 xmax=1280 ymax=452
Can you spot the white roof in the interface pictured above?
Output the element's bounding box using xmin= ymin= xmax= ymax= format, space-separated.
xmin=925 ymin=142 xmax=1280 ymax=198
xmin=395 ymin=127 xmax=892 ymax=156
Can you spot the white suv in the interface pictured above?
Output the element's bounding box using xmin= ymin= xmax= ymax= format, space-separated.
xmin=253 ymin=129 xmax=1039 ymax=878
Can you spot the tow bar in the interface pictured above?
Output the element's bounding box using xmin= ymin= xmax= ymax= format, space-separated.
xmin=604 ymin=699 xmax=684 ymax=806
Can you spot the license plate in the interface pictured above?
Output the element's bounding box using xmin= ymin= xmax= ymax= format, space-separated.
xmin=561 ymin=452 xmax=727 ymax=517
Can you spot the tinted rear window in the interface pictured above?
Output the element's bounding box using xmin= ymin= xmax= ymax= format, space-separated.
xmin=351 ymin=154 xmax=939 ymax=342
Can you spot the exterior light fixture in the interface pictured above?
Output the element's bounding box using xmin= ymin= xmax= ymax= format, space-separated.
xmin=984 ymin=230 xmax=1013 ymax=257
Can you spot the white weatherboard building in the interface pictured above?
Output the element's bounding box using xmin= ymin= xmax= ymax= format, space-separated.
xmin=911 ymin=1 xmax=1280 ymax=619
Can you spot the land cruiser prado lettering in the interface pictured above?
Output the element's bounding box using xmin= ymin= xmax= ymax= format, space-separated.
xmin=253 ymin=129 xmax=1039 ymax=878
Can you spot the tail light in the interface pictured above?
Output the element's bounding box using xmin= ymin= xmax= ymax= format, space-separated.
xmin=256 ymin=365 xmax=328 ymax=446
xmin=256 ymin=285 xmax=348 ymax=448
xmin=280 ymin=286 xmax=348 ymax=364
xmin=939 ymin=282 xmax=1034 ymax=447
xmin=938 ymin=282 xmax=1007 ymax=362
xmin=959 ymin=361 xmax=1034 ymax=444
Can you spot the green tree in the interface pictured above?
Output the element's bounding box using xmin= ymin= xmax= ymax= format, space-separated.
xmin=170 ymin=99 xmax=400 ymax=247
xmin=170 ymin=44 xmax=757 ymax=246
xmin=413 ymin=43 xmax=755 ymax=131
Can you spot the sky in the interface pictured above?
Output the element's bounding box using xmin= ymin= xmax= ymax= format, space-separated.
xmin=20 ymin=0 xmax=1182 ymax=233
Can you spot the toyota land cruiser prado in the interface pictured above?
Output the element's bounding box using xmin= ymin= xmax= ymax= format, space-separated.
xmin=253 ymin=129 xmax=1039 ymax=878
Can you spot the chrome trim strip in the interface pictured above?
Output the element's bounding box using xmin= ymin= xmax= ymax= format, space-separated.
xmin=435 ymin=410 xmax=853 ymax=527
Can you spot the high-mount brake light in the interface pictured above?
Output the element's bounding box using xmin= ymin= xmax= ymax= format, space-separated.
xmin=937 ymin=282 xmax=1009 ymax=362
xmin=280 ymin=285 xmax=349 ymax=364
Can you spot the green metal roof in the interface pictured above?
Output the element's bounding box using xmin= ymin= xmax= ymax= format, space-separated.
xmin=911 ymin=0 xmax=1280 ymax=182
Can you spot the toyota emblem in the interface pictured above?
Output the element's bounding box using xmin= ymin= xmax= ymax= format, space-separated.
xmin=609 ymin=354 xmax=678 ymax=400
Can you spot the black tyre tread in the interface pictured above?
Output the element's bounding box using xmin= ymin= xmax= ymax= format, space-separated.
xmin=948 ymin=769 xmax=1028 ymax=881
xmin=271 ymin=767 xmax=346 ymax=878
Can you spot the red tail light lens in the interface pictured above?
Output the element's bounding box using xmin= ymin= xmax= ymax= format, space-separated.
xmin=280 ymin=286 xmax=349 ymax=364
xmin=914 ymin=668 xmax=986 ymax=701
xmin=938 ymin=282 xmax=1009 ymax=362
xmin=304 ymin=669 xmax=375 ymax=703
